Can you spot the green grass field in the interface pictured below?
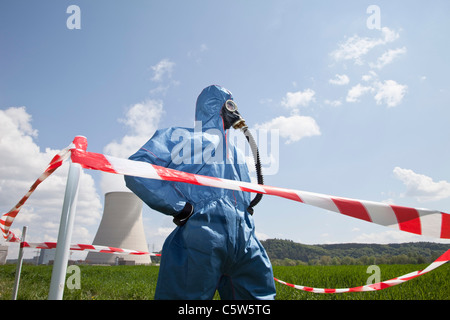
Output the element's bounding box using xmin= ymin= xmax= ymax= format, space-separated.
xmin=1 ymin=263 xmax=448 ymax=300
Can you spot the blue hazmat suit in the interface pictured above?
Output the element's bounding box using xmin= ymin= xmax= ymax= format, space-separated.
xmin=124 ymin=85 xmax=276 ymax=300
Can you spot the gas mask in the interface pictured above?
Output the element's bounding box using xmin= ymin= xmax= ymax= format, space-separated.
xmin=221 ymin=100 xmax=247 ymax=130
xmin=221 ymin=100 xmax=264 ymax=215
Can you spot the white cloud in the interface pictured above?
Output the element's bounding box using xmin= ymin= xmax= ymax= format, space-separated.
xmin=281 ymin=89 xmax=315 ymax=110
xmin=381 ymin=27 xmax=400 ymax=43
xmin=156 ymin=226 xmax=175 ymax=237
xmin=117 ymin=100 xmax=163 ymax=142
xmin=187 ymin=43 xmax=209 ymax=63
xmin=328 ymin=27 xmax=408 ymax=107
xmin=101 ymin=99 xmax=164 ymax=193
xmin=346 ymin=84 xmax=373 ymax=102
xmin=149 ymin=59 xmax=180 ymax=96
xmin=352 ymin=229 xmax=436 ymax=244
xmin=255 ymin=88 xmax=320 ymax=144
xmin=345 ymin=80 xmax=407 ymax=107
xmin=370 ymin=47 xmax=407 ymax=69
xmin=255 ymin=115 xmax=320 ymax=144
xmin=324 ymin=99 xmax=342 ymax=107
xmin=362 ymin=70 xmax=378 ymax=82
xmin=0 ymin=107 xmax=102 ymax=258
xmin=259 ymin=98 xmax=273 ymax=105
xmin=1 ymin=107 xmax=38 ymax=138
xmin=150 ymin=58 xmax=175 ymax=82
xmin=330 ymin=27 xmax=400 ymax=65
xmin=255 ymin=231 xmax=270 ymax=241
xmin=393 ymin=167 xmax=450 ymax=202
xmin=329 ymin=74 xmax=349 ymax=85
xmin=373 ymin=80 xmax=407 ymax=107
xmin=143 ymin=218 xmax=176 ymax=252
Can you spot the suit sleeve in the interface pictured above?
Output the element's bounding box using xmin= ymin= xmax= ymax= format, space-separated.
xmin=124 ymin=129 xmax=189 ymax=216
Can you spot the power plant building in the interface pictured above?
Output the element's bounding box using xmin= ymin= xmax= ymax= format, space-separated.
xmin=86 ymin=192 xmax=151 ymax=265
xmin=0 ymin=245 xmax=7 ymax=265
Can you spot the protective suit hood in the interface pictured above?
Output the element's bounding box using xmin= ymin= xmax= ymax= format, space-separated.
xmin=195 ymin=85 xmax=233 ymax=131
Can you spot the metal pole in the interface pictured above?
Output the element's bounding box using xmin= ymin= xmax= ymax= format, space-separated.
xmin=48 ymin=161 xmax=81 ymax=300
xmin=11 ymin=226 xmax=27 ymax=300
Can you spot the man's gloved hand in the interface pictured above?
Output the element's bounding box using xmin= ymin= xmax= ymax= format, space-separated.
xmin=173 ymin=202 xmax=194 ymax=226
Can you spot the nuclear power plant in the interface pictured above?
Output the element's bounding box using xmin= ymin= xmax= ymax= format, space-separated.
xmin=85 ymin=192 xmax=151 ymax=265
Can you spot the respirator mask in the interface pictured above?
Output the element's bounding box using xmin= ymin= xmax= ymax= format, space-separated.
xmin=221 ymin=100 xmax=263 ymax=215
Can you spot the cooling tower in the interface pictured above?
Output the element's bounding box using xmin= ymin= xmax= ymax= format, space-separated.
xmin=86 ymin=192 xmax=151 ymax=265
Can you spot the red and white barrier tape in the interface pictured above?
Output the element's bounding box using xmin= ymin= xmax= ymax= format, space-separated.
xmin=274 ymin=248 xmax=450 ymax=293
xmin=0 ymin=146 xmax=72 ymax=243
xmin=69 ymin=136 xmax=450 ymax=240
xmin=1 ymin=136 xmax=449 ymax=293
xmin=21 ymin=241 xmax=160 ymax=256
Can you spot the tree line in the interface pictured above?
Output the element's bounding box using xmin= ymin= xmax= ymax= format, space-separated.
xmin=260 ymin=239 xmax=449 ymax=266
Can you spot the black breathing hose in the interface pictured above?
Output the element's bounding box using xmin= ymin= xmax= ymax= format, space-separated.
xmin=242 ymin=127 xmax=263 ymax=214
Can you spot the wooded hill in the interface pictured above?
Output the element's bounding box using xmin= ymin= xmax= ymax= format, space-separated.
xmin=260 ymin=239 xmax=449 ymax=266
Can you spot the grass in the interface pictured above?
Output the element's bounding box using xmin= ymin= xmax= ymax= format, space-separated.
xmin=273 ymin=264 xmax=450 ymax=300
xmin=0 ymin=263 xmax=449 ymax=300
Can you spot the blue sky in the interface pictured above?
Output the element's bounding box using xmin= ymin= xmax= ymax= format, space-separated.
xmin=1 ymin=1 xmax=450 ymax=260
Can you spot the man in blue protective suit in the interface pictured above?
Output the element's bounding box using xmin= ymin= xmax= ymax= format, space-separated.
xmin=124 ymin=85 xmax=276 ymax=300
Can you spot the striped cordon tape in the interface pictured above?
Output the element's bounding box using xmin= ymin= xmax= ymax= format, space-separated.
xmin=20 ymin=241 xmax=160 ymax=256
xmin=274 ymin=248 xmax=450 ymax=293
xmin=1 ymin=136 xmax=449 ymax=293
